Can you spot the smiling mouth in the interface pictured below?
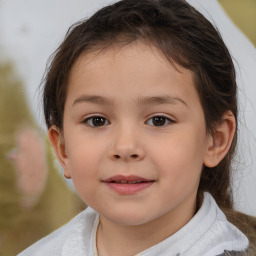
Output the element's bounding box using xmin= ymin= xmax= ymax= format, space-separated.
xmin=103 ymin=175 xmax=154 ymax=183
xmin=109 ymin=180 xmax=147 ymax=184
xmin=102 ymin=175 xmax=155 ymax=194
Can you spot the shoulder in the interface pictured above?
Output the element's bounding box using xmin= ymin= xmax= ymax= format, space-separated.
xmin=188 ymin=193 xmax=249 ymax=256
xmin=17 ymin=207 xmax=98 ymax=256
xmin=217 ymin=250 xmax=249 ymax=256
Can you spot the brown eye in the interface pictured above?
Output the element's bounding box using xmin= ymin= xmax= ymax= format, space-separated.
xmin=84 ymin=116 xmax=110 ymax=127
xmin=146 ymin=116 xmax=173 ymax=127
xmin=152 ymin=116 xmax=166 ymax=126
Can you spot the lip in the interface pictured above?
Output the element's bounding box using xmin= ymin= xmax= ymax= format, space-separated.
xmin=102 ymin=175 xmax=155 ymax=195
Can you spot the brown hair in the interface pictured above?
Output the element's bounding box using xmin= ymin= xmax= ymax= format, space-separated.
xmin=42 ymin=0 xmax=254 ymax=250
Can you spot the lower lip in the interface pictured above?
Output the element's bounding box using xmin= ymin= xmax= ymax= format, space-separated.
xmin=104 ymin=182 xmax=154 ymax=195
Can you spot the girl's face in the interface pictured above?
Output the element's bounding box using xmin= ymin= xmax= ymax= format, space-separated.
xmin=51 ymin=42 xmax=213 ymax=229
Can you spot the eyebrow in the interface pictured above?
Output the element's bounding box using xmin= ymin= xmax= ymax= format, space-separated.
xmin=137 ymin=95 xmax=187 ymax=107
xmin=73 ymin=95 xmax=114 ymax=106
xmin=72 ymin=95 xmax=187 ymax=107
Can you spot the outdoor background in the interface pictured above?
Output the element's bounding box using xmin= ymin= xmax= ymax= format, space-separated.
xmin=0 ymin=0 xmax=255 ymax=255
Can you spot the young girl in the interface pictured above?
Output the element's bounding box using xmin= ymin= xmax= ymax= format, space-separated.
xmin=19 ymin=0 xmax=255 ymax=255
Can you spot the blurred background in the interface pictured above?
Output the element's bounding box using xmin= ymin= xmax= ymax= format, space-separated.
xmin=0 ymin=0 xmax=255 ymax=255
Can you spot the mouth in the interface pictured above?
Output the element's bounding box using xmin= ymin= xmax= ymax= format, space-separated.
xmin=102 ymin=175 xmax=155 ymax=194
xmin=109 ymin=180 xmax=148 ymax=184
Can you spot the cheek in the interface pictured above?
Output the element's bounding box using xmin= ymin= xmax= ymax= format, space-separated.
xmin=66 ymin=137 xmax=106 ymax=178
xmin=66 ymin=143 xmax=101 ymax=202
xmin=149 ymin=129 xmax=206 ymax=178
xmin=149 ymin=134 xmax=204 ymax=200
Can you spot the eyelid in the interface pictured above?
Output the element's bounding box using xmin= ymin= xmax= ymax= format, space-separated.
xmin=145 ymin=114 xmax=175 ymax=126
xmin=82 ymin=114 xmax=110 ymax=127
xmin=146 ymin=113 xmax=175 ymax=121
xmin=81 ymin=113 xmax=175 ymax=127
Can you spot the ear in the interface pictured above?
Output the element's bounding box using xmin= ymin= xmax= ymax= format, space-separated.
xmin=48 ymin=126 xmax=71 ymax=179
xmin=203 ymin=111 xmax=236 ymax=168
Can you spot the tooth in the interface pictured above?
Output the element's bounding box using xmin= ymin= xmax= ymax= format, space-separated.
xmin=120 ymin=181 xmax=127 ymax=184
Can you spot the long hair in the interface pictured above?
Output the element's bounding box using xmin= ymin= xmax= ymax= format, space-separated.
xmin=42 ymin=0 xmax=255 ymax=251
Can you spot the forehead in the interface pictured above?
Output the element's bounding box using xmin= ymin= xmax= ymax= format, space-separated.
xmin=70 ymin=42 xmax=171 ymax=78
xmin=66 ymin=41 xmax=199 ymax=106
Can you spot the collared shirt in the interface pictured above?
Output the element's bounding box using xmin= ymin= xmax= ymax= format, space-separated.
xmin=18 ymin=193 xmax=249 ymax=256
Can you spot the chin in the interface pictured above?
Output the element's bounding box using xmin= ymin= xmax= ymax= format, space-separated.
xmin=103 ymin=209 xmax=155 ymax=226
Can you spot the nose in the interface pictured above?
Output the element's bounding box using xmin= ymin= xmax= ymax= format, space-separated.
xmin=109 ymin=127 xmax=145 ymax=161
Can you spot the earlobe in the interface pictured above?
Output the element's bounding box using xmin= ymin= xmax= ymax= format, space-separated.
xmin=48 ymin=126 xmax=72 ymax=179
xmin=203 ymin=111 xmax=236 ymax=168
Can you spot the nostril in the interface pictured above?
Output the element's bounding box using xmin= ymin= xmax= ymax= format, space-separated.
xmin=113 ymin=154 xmax=139 ymax=160
xmin=113 ymin=154 xmax=139 ymax=159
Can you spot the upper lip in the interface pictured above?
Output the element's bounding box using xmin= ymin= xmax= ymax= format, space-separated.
xmin=102 ymin=175 xmax=155 ymax=184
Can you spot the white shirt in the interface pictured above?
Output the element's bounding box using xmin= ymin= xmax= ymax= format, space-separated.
xmin=18 ymin=193 xmax=248 ymax=256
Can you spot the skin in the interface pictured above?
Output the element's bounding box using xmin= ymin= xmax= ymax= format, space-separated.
xmin=49 ymin=41 xmax=236 ymax=256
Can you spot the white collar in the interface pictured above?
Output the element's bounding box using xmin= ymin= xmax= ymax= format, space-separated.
xmin=63 ymin=193 xmax=248 ymax=256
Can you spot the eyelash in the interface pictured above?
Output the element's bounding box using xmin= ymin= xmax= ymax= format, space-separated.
xmin=82 ymin=115 xmax=175 ymax=128
xmin=82 ymin=116 xmax=110 ymax=127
